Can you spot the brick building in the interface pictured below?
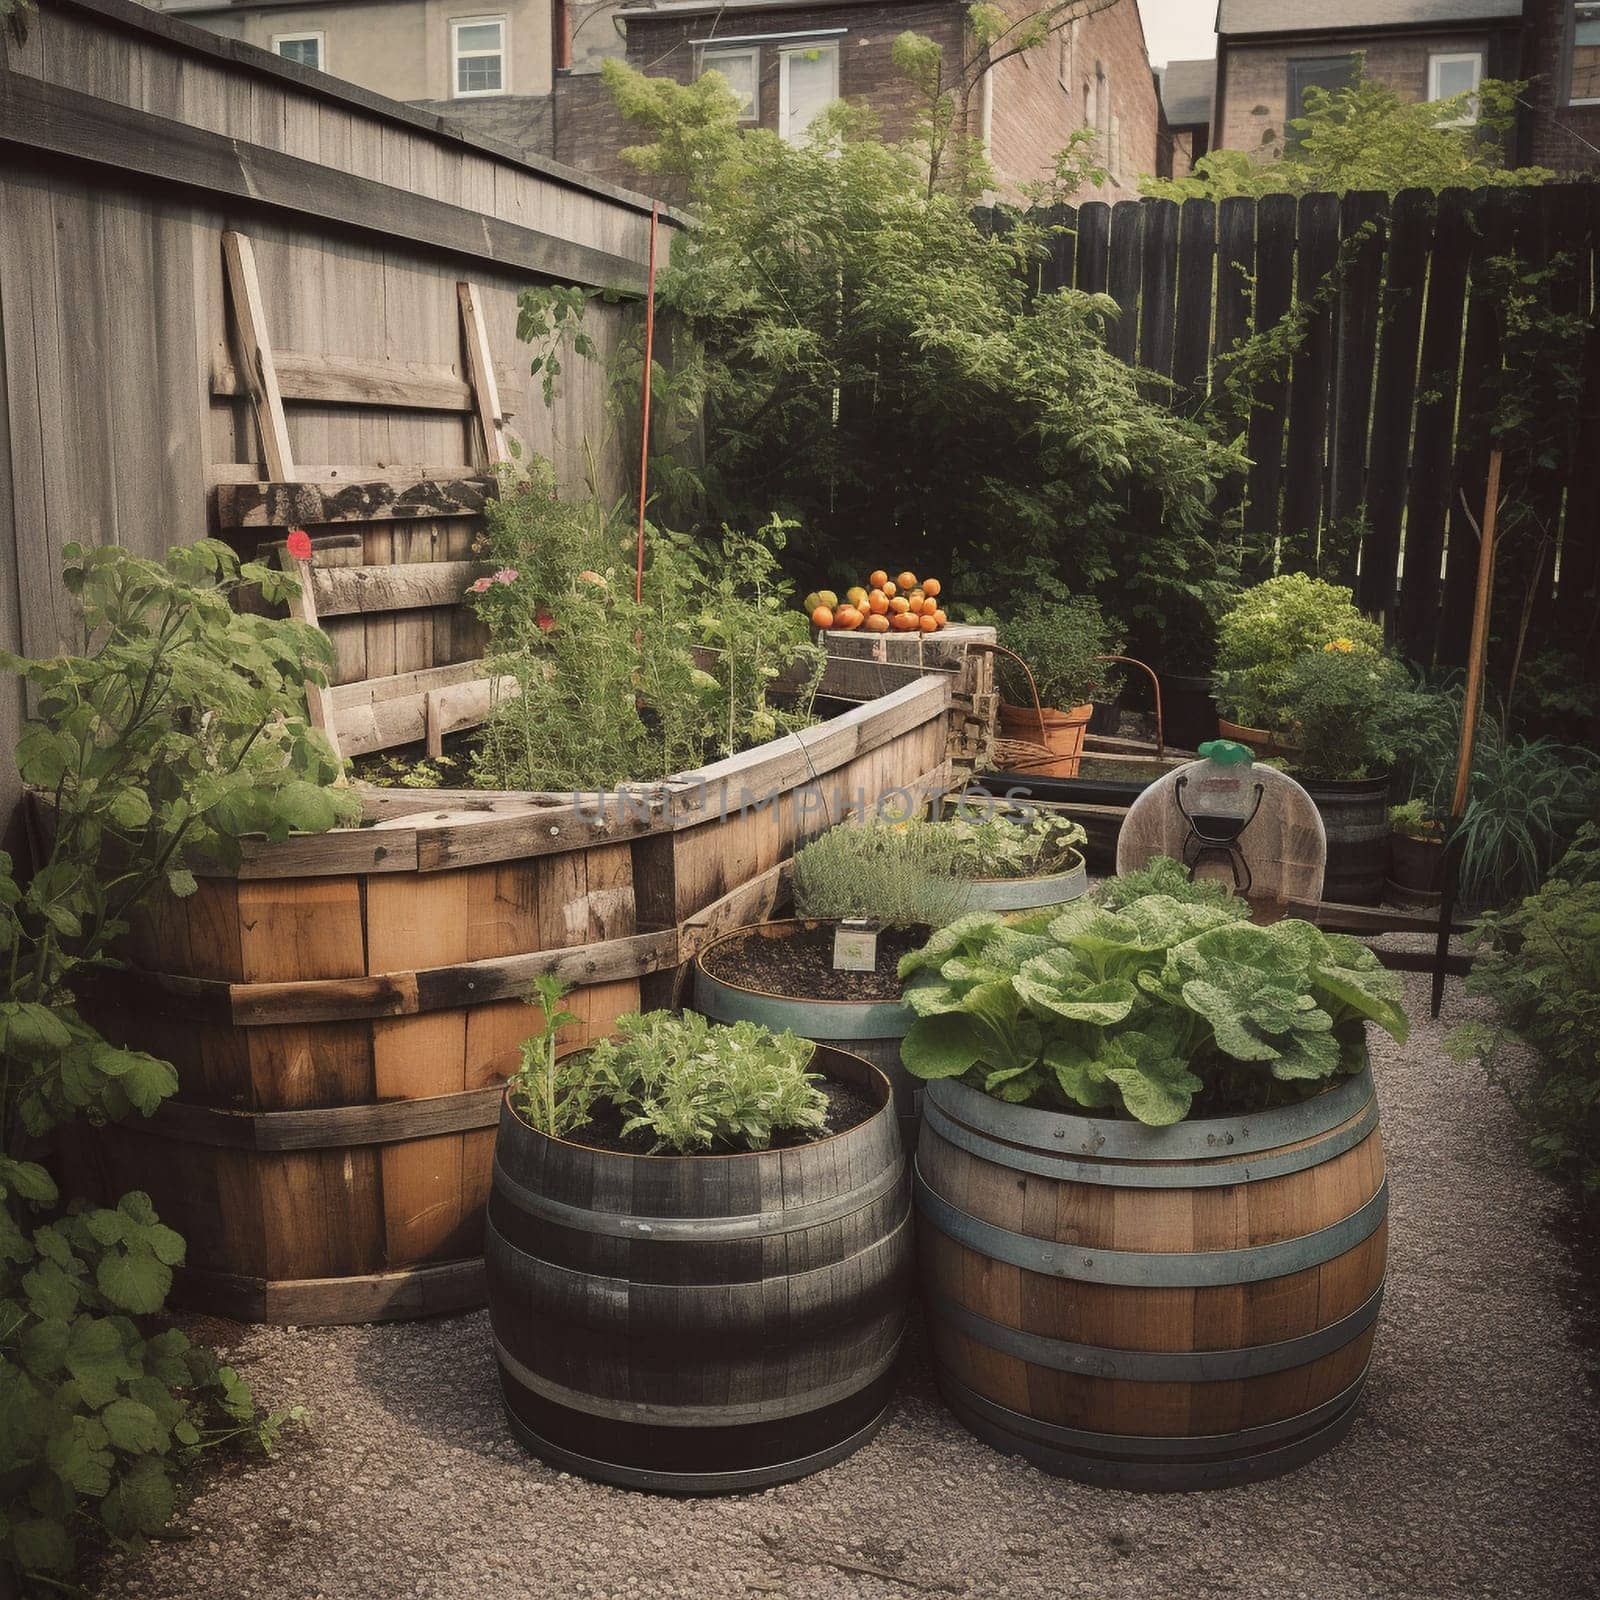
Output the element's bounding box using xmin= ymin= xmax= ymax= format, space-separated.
xmin=159 ymin=0 xmax=1171 ymax=200
xmin=1210 ymin=0 xmax=1599 ymax=176
xmin=567 ymin=0 xmax=1165 ymax=202
xmin=1213 ymin=0 xmax=1524 ymax=158
xmin=1158 ymin=56 xmax=1215 ymax=177
xmin=1521 ymin=0 xmax=1600 ymax=169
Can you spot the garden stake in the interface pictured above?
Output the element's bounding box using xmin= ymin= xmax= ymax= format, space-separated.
xmin=1433 ymin=447 xmax=1502 ymax=1018
xmin=634 ymin=201 xmax=659 ymax=606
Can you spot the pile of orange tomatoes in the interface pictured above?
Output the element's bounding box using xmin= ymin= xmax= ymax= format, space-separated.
xmin=804 ymin=570 xmax=949 ymax=636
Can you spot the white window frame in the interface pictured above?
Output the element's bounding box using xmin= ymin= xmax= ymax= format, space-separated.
xmin=271 ymin=31 xmax=325 ymax=72
xmin=778 ymin=41 xmax=839 ymax=145
xmin=1428 ymin=50 xmax=1483 ymax=123
xmin=451 ymin=16 xmax=508 ymax=99
xmin=1573 ymin=2 xmax=1600 ymax=106
xmin=700 ymin=45 xmax=760 ymax=122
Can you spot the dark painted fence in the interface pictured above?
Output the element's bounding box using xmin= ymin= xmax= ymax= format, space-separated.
xmin=984 ymin=186 xmax=1600 ymax=670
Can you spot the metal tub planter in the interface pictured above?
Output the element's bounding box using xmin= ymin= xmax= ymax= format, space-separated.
xmin=692 ymin=921 xmax=921 ymax=1152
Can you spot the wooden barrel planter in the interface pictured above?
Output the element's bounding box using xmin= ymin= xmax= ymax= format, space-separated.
xmin=486 ymin=1045 xmax=912 ymax=1492
xmin=1302 ymin=776 xmax=1391 ymax=907
xmin=1387 ymin=831 xmax=1445 ymax=908
xmin=915 ymin=1062 xmax=1386 ymax=1490
xmin=68 ymin=676 xmax=954 ymax=1325
xmin=691 ymin=921 xmax=919 ymax=1152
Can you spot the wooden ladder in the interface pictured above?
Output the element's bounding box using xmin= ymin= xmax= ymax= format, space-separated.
xmin=215 ymin=230 xmax=520 ymax=766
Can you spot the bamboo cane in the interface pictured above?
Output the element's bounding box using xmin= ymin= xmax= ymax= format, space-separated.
xmin=634 ymin=201 xmax=660 ymax=606
xmin=1432 ymin=447 xmax=1502 ymax=1017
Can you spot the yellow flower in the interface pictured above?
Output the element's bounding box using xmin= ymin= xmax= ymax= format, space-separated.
xmin=1324 ymin=637 xmax=1355 ymax=653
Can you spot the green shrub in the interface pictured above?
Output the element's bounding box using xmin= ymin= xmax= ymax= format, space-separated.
xmin=996 ymin=596 xmax=1123 ymax=710
xmin=551 ymin=65 xmax=1245 ymax=640
xmin=510 ymin=998 xmax=827 ymax=1154
xmin=1450 ymin=827 xmax=1600 ymax=1205
xmin=1272 ymin=647 xmax=1429 ymax=781
xmin=1212 ymin=575 xmax=1382 ymax=728
xmin=1 ymin=541 xmax=346 ymax=1587
xmin=897 ymin=895 xmax=1407 ymax=1124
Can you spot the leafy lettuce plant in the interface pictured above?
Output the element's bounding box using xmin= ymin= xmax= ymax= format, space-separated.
xmin=898 ymin=893 xmax=1408 ymax=1125
xmin=511 ymin=1006 xmax=828 ymax=1154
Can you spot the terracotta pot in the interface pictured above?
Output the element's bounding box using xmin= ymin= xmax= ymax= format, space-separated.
xmin=1216 ymin=716 xmax=1302 ymax=760
xmin=998 ymin=701 xmax=1093 ymax=778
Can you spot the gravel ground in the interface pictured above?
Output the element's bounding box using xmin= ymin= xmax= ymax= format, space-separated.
xmin=103 ymin=972 xmax=1600 ymax=1600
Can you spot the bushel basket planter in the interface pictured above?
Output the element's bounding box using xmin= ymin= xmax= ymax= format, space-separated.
xmin=486 ymin=1043 xmax=912 ymax=1493
xmin=915 ymin=1057 xmax=1387 ymax=1490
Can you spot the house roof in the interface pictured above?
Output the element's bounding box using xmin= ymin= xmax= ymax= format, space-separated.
xmin=1159 ymin=58 xmax=1215 ymax=128
xmin=1217 ymin=0 xmax=1521 ymax=34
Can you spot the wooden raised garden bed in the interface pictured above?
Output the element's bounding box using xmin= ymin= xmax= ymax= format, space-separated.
xmin=72 ymin=676 xmax=952 ymax=1326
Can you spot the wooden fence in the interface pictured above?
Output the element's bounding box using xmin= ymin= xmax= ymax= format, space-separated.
xmin=0 ymin=0 xmax=679 ymax=826
xmin=985 ymin=187 xmax=1600 ymax=672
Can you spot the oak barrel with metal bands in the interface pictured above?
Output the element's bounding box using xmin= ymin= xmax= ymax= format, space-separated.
xmin=691 ymin=920 xmax=921 ymax=1150
xmin=915 ymin=1061 xmax=1386 ymax=1490
xmin=486 ymin=1044 xmax=911 ymax=1493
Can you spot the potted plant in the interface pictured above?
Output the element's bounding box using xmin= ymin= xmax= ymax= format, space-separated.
xmin=1264 ymin=645 xmax=1427 ymax=905
xmin=924 ymin=805 xmax=1091 ymax=914
xmin=996 ymin=598 xmax=1123 ymax=777
xmin=1145 ymin=588 xmax=1229 ymax=752
xmin=486 ymin=991 xmax=911 ymax=1492
xmin=690 ymin=820 xmax=968 ymax=1150
xmin=1211 ymin=575 xmax=1382 ymax=755
xmin=898 ymin=877 xmax=1409 ymax=1488
xmin=1388 ymin=799 xmax=1447 ymax=905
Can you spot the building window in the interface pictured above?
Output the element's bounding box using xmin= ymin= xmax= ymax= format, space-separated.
xmin=1428 ymin=51 xmax=1483 ymax=122
xmin=272 ymin=32 xmax=324 ymax=71
xmin=779 ymin=43 xmax=838 ymax=144
xmin=1286 ymin=55 xmax=1356 ymax=144
xmin=452 ymin=17 xmax=507 ymax=97
xmin=700 ymin=46 xmax=759 ymax=122
xmin=1057 ymin=24 xmax=1072 ymax=94
xmin=1574 ymin=2 xmax=1600 ymax=104
xmin=1109 ymin=112 xmax=1121 ymax=179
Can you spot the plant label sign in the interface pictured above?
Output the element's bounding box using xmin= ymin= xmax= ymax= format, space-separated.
xmin=833 ymin=921 xmax=880 ymax=972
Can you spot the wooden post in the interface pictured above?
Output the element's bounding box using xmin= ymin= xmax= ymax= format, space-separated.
xmin=222 ymin=232 xmax=297 ymax=482
xmin=1432 ymin=447 xmax=1501 ymax=1017
xmin=457 ymin=281 xmax=512 ymax=470
xmin=277 ymin=537 xmax=345 ymax=769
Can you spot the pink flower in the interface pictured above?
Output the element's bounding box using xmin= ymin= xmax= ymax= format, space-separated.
xmin=286 ymin=528 xmax=312 ymax=561
xmin=469 ymin=576 xmax=494 ymax=594
xmin=493 ymin=568 xmax=519 ymax=585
